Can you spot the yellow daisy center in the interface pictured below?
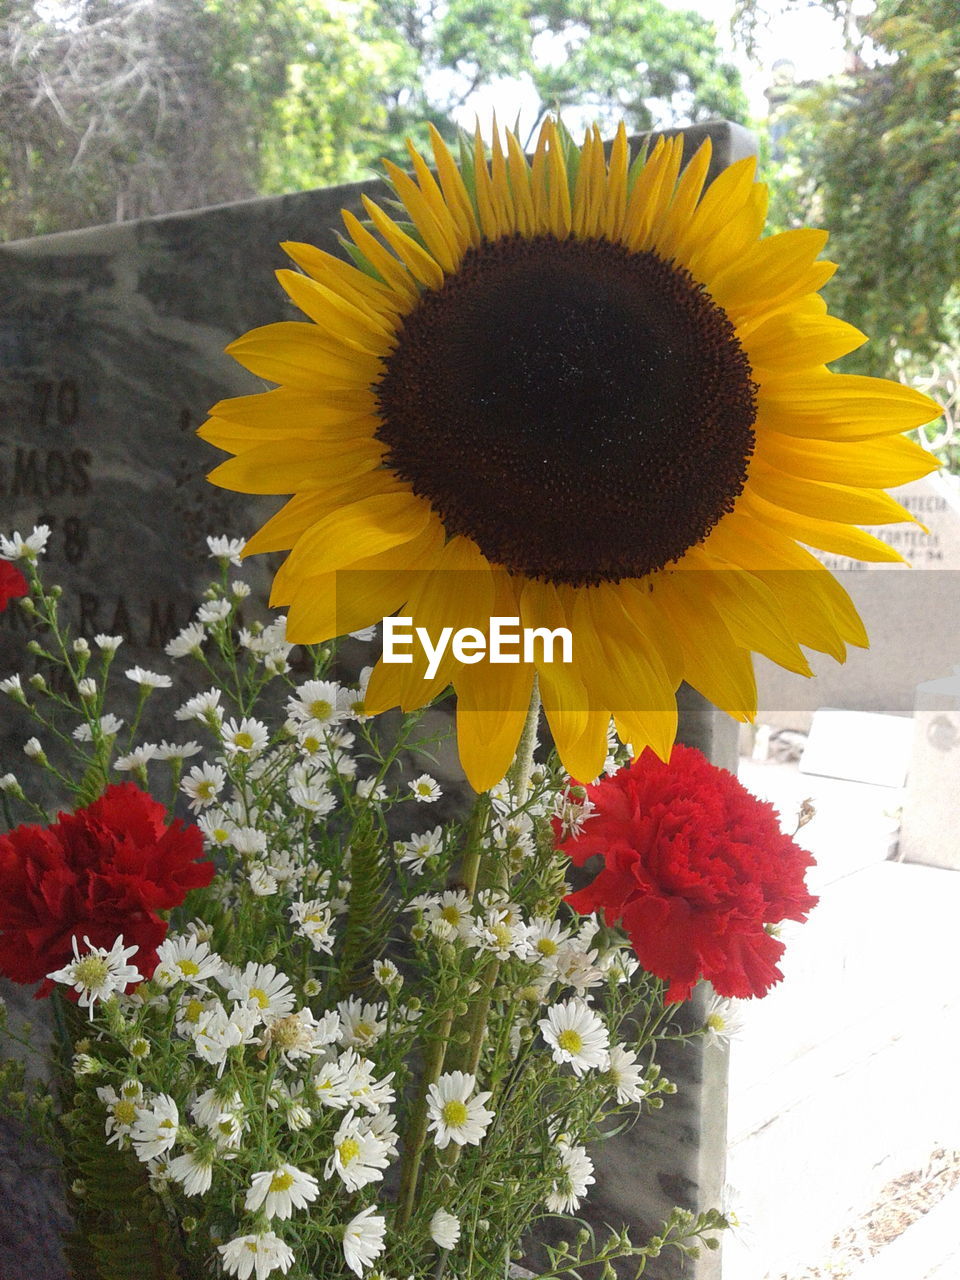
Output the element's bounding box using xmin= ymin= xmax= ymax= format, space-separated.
xmin=177 ymin=958 xmax=201 ymax=976
xmin=557 ymin=1028 xmax=584 ymax=1054
xmin=536 ymin=938 xmax=559 ymax=957
xmin=233 ymin=731 xmax=254 ymax=750
xmin=269 ymin=1170 xmax=295 ymax=1192
xmin=338 ymin=1138 xmax=361 ymax=1164
xmin=113 ymin=1100 xmax=138 ymax=1126
xmin=376 ymin=234 xmax=756 ymax=586
xmin=309 ymin=698 xmax=333 ymax=719
xmin=440 ymin=905 xmax=462 ymax=926
xmin=249 ymin=986 xmax=270 ymax=1008
xmin=441 ymin=1099 xmax=469 ymax=1127
xmin=73 ymin=955 xmax=110 ymax=988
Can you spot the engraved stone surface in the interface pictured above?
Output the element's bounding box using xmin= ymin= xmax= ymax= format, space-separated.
xmin=0 ymin=120 xmax=752 ymax=1279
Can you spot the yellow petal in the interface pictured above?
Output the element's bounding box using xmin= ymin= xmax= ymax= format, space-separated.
xmin=275 ymin=269 xmax=395 ymax=349
xmin=381 ymin=158 xmax=461 ymax=273
xmin=754 ymin=431 xmax=939 ymax=488
xmin=360 ymin=196 xmax=446 ymax=291
xmin=283 ymin=491 xmax=432 ymax=578
xmin=280 ymin=240 xmax=400 ymax=314
xmin=748 ymin=463 xmax=917 ymax=524
xmin=226 ymin=322 xmax=382 ymax=390
xmin=738 ymin=489 xmax=906 ymax=563
xmin=426 ymin=125 xmax=481 ymax=248
xmin=241 ymin=471 xmax=403 ymax=557
xmin=649 ymin=138 xmax=712 ymax=262
xmin=340 ymin=209 xmax=420 ymax=305
xmin=206 ymin=437 xmax=384 ymax=495
xmin=743 ymin=311 xmax=867 ymax=372
xmin=455 ymin=660 xmax=534 ymax=793
xmin=756 ymin=369 xmax=943 ymax=441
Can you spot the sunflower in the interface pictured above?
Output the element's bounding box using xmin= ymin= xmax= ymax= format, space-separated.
xmin=201 ymin=120 xmax=941 ymax=791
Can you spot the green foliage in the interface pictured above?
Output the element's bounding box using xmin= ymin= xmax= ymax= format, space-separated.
xmin=1 ymin=0 xmax=747 ymax=239
xmin=759 ymin=0 xmax=960 ymax=382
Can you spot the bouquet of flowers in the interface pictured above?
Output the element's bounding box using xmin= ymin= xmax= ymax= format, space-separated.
xmin=0 ymin=117 xmax=939 ymax=1280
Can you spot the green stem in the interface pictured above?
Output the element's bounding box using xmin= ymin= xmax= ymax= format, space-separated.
xmin=506 ymin=674 xmax=541 ymax=798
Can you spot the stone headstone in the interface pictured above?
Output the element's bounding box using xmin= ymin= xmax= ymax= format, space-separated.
xmin=898 ymin=667 xmax=960 ymax=870
xmin=0 ymin=119 xmax=755 ymax=1280
xmin=753 ymin=473 xmax=960 ymax=729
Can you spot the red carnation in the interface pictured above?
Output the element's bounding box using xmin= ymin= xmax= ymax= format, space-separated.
xmin=0 ymin=560 xmax=27 ymax=612
xmin=0 ymin=782 xmax=214 ymax=997
xmin=558 ymin=746 xmax=817 ymax=1003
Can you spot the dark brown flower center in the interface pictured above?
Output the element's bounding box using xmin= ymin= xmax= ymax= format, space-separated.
xmin=375 ymin=234 xmax=757 ymax=586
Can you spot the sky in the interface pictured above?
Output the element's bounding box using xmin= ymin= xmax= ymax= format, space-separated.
xmin=449 ymin=0 xmax=863 ymax=139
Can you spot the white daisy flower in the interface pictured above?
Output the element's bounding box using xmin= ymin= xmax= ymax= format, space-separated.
xmin=197 ymin=597 xmax=232 ymax=624
xmin=71 ymin=714 xmax=123 ymax=742
xmin=244 ymin=1163 xmax=319 ymax=1220
xmin=152 ymin=935 xmax=222 ymax=989
xmin=470 ymin=907 xmax=532 ymax=960
xmin=164 ymin=621 xmax=206 ymax=659
xmin=206 ymin=535 xmax=245 ymax=566
xmin=190 ymin=1087 xmax=242 ymax=1131
xmin=130 ymin=1093 xmax=179 ymax=1162
xmin=606 ymin=1045 xmax=648 ymax=1104
xmin=527 ymin=918 xmax=571 ymax=968
xmin=539 ymin=998 xmax=610 ymax=1076
xmin=340 ymin=666 xmax=373 ymax=721
xmin=221 ymin=716 xmax=269 ymax=757
xmin=96 ymin=1078 xmax=144 ymax=1147
xmin=174 ymin=688 xmax=222 ymax=724
xmin=553 ymin=788 xmax=596 ymax=839
xmin=429 ymin=1208 xmax=461 ymax=1249
xmin=372 ymin=959 xmax=401 ymax=989
xmin=336 ymin=997 xmax=387 ymax=1049
xmin=552 ymin=943 xmax=605 ymax=995
xmin=114 ymin=744 xmax=159 ymax=772
xmin=47 ymin=935 xmax=142 ymax=1017
xmin=94 ymin=633 xmax=124 ymax=652
xmin=426 ymin=1071 xmax=494 ymax=1150
xmin=342 ymin=1206 xmax=387 ymax=1277
xmin=226 ymin=963 xmax=296 ymax=1024
xmin=124 ymin=666 xmax=172 ymax=689
xmin=312 ymin=1059 xmax=354 ymax=1112
xmin=0 ymin=675 xmax=23 ymax=698
xmin=545 ymin=1138 xmax=595 ymax=1213
xmin=193 ymin=1004 xmax=258 ymax=1075
xmin=394 ymin=825 xmax=443 ymax=873
xmin=218 ymin=1231 xmax=295 ymax=1280
xmin=409 ymin=773 xmax=441 ymax=802
xmin=180 ymin=762 xmax=226 ymax=811
xmin=261 ymin=1008 xmax=340 ymax=1065
xmin=286 ymin=679 xmax=343 ymax=726
xmin=336 ymin=1050 xmax=396 ymax=1114
xmin=355 ymin=776 xmax=388 ymax=802
xmin=324 ymin=1114 xmax=391 ymax=1191
xmin=0 ymin=525 xmax=50 ymax=561
xmin=248 ymin=864 xmax=278 ymax=896
xmin=409 ymin=890 xmax=473 ymax=942
xmin=198 ymin=810 xmax=233 ymax=846
xmin=703 ymin=993 xmax=746 ymax=1048
xmin=227 ymin=825 xmax=268 ymax=856
xmin=168 ymin=1149 xmax=215 ymax=1196
xmin=287 ymin=764 xmax=336 ymax=814
xmin=153 ymin=739 xmax=202 ymax=760
xmin=289 ymin=898 xmax=336 ymax=953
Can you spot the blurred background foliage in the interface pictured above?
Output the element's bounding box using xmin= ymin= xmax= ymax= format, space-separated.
xmin=0 ymin=0 xmax=957 ymax=467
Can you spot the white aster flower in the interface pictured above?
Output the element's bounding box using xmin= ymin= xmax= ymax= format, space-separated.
xmin=355 ymin=776 xmax=388 ymax=802
xmin=23 ymin=736 xmax=45 ymax=759
xmin=130 ymin=1093 xmax=179 ymax=1162
xmin=97 ymin=1078 xmax=144 ymax=1147
xmin=336 ymin=997 xmax=387 ymax=1049
xmin=124 ymin=666 xmax=172 ymax=689
xmin=94 ymin=633 xmax=124 ymax=652
xmin=231 ymin=579 xmax=252 ymax=598
xmin=180 ymin=762 xmax=226 ymax=810
xmin=218 ymin=1231 xmax=295 ymax=1280
xmin=527 ymin=918 xmax=571 ymax=968
xmin=153 ymin=935 xmax=222 ymax=989
xmin=0 ymin=773 xmax=20 ymax=794
xmin=286 ymin=679 xmax=343 ymax=726
xmin=114 ymin=744 xmax=159 ymax=772
xmin=174 ymin=688 xmax=222 ymax=724
xmin=168 ymin=1149 xmax=215 ymax=1196
xmin=193 ymin=1003 xmax=259 ymax=1074
xmin=0 ymin=674 xmax=23 ymax=698
xmin=606 ymin=1045 xmax=648 ymax=1104
xmin=409 ymin=890 xmax=473 ymax=942
xmin=426 ymin=1071 xmax=494 ymax=1150
xmin=165 ymin=621 xmax=206 ymax=658
xmin=197 ymin=597 xmax=232 ymax=624
xmin=154 ymin=739 xmax=202 ymax=760
xmin=222 ymin=716 xmax=269 ymax=757
xmin=409 ymin=773 xmax=441 ymax=802
xmin=545 ymin=1138 xmax=595 ymax=1213
xmin=261 ymin=1008 xmax=340 ymax=1065
xmin=552 ymin=943 xmax=605 ymax=995
xmin=394 ymin=825 xmax=442 ymax=872
xmin=372 ymin=959 xmax=400 ymax=989
xmin=539 ymin=998 xmax=610 ymax=1076
xmin=471 ymin=907 xmax=532 ymax=960
xmin=703 ymin=993 xmax=746 ymax=1048
xmin=198 ymin=810 xmax=233 ymax=847
xmin=287 ymin=763 xmax=336 ymax=814
xmin=340 ymin=666 xmax=373 ymax=721
xmin=71 ymin=713 xmax=124 ymax=741
xmin=336 ymin=1049 xmax=396 ymax=1114
xmin=226 ymin=963 xmax=296 ymax=1024
xmin=47 ymin=935 xmax=142 ymax=1018
xmin=244 ymin=1163 xmax=319 ymax=1220
xmin=429 ymin=1208 xmax=461 ymax=1250
xmin=325 ymin=1114 xmax=391 ymax=1191
xmin=0 ymin=525 xmax=50 ymax=561
xmin=248 ymin=863 xmax=278 ymax=896
xmin=206 ymin=535 xmax=245 ymax=566
xmin=289 ymin=897 xmax=336 ymax=953
xmin=342 ymin=1206 xmax=386 ymax=1277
